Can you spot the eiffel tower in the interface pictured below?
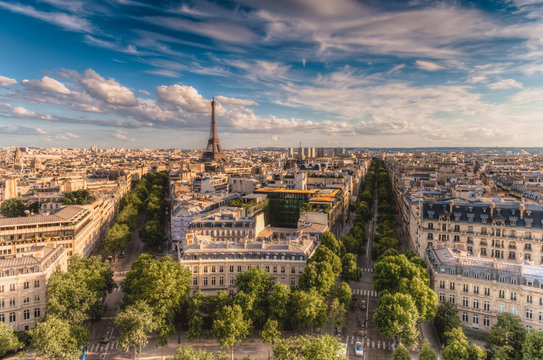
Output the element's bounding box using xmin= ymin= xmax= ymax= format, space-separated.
xmin=201 ymin=98 xmax=225 ymax=161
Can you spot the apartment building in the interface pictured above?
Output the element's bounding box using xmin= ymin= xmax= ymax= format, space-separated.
xmin=186 ymin=209 xmax=265 ymax=243
xmin=179 ymin=231 xmax=318 ymax=295
xmin=0 ymin=245 xmax=67 ymax=331
xmin=427 ymin=246 xmax=543 ymax=331
xmin=416 ymin=198 xmax=543 ymax=265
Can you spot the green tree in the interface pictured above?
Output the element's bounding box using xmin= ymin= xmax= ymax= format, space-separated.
xmin=117 ymin=204 xmax=138 ymax=231
xmin=373 ymin=292 xmax=419 ymax=346
xmin=442 ymin=327 xmax=486 ymax=360
xmin=340 ymin=253 xmax=363 ymax=282
xmin=336 ymin=282 xmax=352 ymax=309
xmin=273 ymin=335 xmax=346 ymax=360
xmin=212 ymin=304 xmax=252 ymax=360
xmin=373 ymin=253 xmax=428 ymax=294
xmin=434 ymin=301 xmax=461 ymax=345
xmin=485 ymin=313 xmax=527 ymax=360
xmin=166 ymin=346 xmax=227 ymax=360
xmin=32 ymin=317 xmax=84 ymax=360
xmin=261 ymin=319 xmax=281 ymax=360
xmin=139 ymin=219 xmax=164 ymax=248
xmin=0 ymin=198 xmax=25 ymax=217
xmin=298 ymin=262 xmax=336 ymax=296
xmin=268 ymin=283 xmax=291 ymax=329
xmin=122 ymin=254 xmax=191 ymax=348
xmin=102 ymin=223 xmax=130 ymax=258
xmin=392 ymin=344 xmax=411 ymax=360
xmin=523 ymin=330 xmax=543 ymax=360
xmin=418 ymin=340 xmax=437 ymax=360
xmin=398 ymin=277 xmax=438 ymax=321
xmin=47 ymin=271 xmax=96 ymax=324
xmin=116 ymin=301 xmax=157 ymax=360
xmin=234 ymin=267 xmax=274 ymax=326
xmin=0 ymin=322 xmax=20 ymax=357
xmin=289 ymin=289 xmax=328 ymax=332
xmin=309 ymin=246 xmax=342 ymax=274
xmin=320 ymin=232 xmax=344 ymax=256
xmin=328 ymin=298 xmax=346 ymax=329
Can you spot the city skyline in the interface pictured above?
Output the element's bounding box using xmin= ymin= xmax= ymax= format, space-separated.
xmin=1 ymin=0 xmax=543 ymax=148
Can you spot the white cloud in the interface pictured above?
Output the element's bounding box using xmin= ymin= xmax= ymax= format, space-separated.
xmin=21 ymin=76 xmax=71 ymax=94
xmin=145 ymin=69 xmax=180 ymax=78
xmin=415 ymin=60 xmax=444 ymax=72
xmin=216 ymin=96 xmax=258 ymax=106
xmin=0 ymin=76 xmax=17 ymax=87
xmin=156 ymin=84 xmax=210 ymax=113
xmin=114 ymin=130 xmax=128 ymax=140
xmin=11 ymin=106 xmax=36 ymax=117
xmin=488 ymin=79 xmax=523 ymax=90
xmin=78 ymin=69 xmax=137 ymax=106
xmin=139 ymin=90 xmax=150 ymax=96
xmin=0 ymin=1 xmax=93 ymax=32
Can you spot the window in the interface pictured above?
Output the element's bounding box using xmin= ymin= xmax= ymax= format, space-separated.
xmin=484 ymin=316 xmax=490 ymax=327
xmin=203 ymin=266 xmax=208 ymax=273
xmin=511 ymin=306 xmax=517 ymax=316
xmin=428 ymin=223 xmax=434 ymax=229
xmin=440 ymin=281 xmax=445 ymax=289
xmin=23 ymin=282 xmax=29 ymax=289
xmin=449 ymin=295 xmax=455 ymax=304
xmin=439 ymin=293 xmax=445 ymax=302
xmin=474 ymin=286 xmax=479 ymax=294
xmin=23 ymin=297 xmax=30 ymax=304
xmin=0 ymin=285 xmax=3 ymax=292
xmin=211 ymin=266 xmax=216 ymax=273
xmin=281 ymin=266 xmax=285 ymax=273
xmin=481 ymin=248 xmax=487 ymax=256
xmin=485 ymin=288 xmax=490 ymax=296
xmin=0 ymin=314 xmax=4 ymax=322
xmin=484 ymin=301 xmax=490 ymax=311
xmin=473 ymin=299 xmax=479 ymax=309
xmin=34 ymin=308 xmax=40 ymax=318
xmin=473 ymin=314 xmax=479 ymax=326
xmin=9 ymin=299 xmax=15 ymax=307
xmin=527 ymin=309 xmax=533 ymax=319
xmin=34 ymin=294 xmax=40 ymax=303
xmin=290 ymin=277 xmax=296 ymax=286
xmin=229 ymin=266 xmax=234 ymax=273
xmin=219 ymin=266 xmax=224 ymax=273
xmin=499 ymin=290 xmax=505 ymax=298
xmin=23 ymin=309 xmax=30 ymax=320
xmin=219 ymin=277 xmax=224 ymax=286
xmin=539 ymin=312 xmax=543 ymax=322
xmin=463 ymin=297 xmax=469 ymax=307
xmin=511 ymin=292 xmax=517 ymax=301
xmin=498 ymin=303 xmax=505 ymax=313
xmin=9 ymin=312 xmax=15 ymax=323
xmin=9 ymin=284 xmax=15 ymax=291
xmin=265 ymin=266 xmax=270 ymax=272
xmin=203 ymin=277 xmax=208 ymax=286
xmin=428 ymin=233 xmax=434 ymax=240
xmin=291 ymin=266 xmax=296 ymax=274
xmin=192 ymin=278 xmax=197 ymax=286
xmin=462 ymin=312 xmax=469 ymax=322
xmin=0 ymin=299 xmax=4 ymax=309
xmin=450 ymin=282 xmax=455 ymax=290
xmin=527 ymin=295 xmax=533 ymax=304
xmin=230 ymin=277 xmax=235 ymax=286
xmin=211 ymin=277 xmax=216 ymax=286
xmin=237 ymin=266 xmax=242 ymax=272
xmin=463 ymin=284 xmax=469 ymax=292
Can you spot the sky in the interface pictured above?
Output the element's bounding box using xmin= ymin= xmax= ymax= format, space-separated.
xmin=0 ymin=0 xmax=543 ymax=149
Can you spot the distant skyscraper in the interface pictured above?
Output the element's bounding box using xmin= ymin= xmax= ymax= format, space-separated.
xmin=201 ymin=99 xmax=225 ymax=162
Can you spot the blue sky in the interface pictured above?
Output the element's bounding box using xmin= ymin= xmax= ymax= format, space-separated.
xmin=0 ymin=0 xmax=543 ymax=148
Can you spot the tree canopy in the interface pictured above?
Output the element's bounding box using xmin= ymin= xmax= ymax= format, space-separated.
xmin=523 ymin=330 xmax=543 ymax=360
xmin=0 ymin=198 xmax=25 ymax=217
xmin=273 ymin=335 xmax=347 ymax=360
xmin=373 ymin=292 xmax=419 ymax=346
xmin=485 ymin=313 xmax=527 ymax=360
xmin=0 ymin=322 xmax=19 ymax=357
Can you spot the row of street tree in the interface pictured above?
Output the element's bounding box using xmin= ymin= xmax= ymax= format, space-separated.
xmin=102 ymin=172 xmax=168 ymax=260
xmin=365 ymin=159 xmax=438 ymax=352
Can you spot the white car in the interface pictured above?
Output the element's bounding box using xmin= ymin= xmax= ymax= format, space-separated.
xmin=355 ymin=341 xmax=364 ymax=357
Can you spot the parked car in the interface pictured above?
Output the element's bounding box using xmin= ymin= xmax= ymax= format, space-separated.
xmin=118 ymin=251 xmax=125 ymax=258
xmin=355 ymin=341 xmax=364 ymax=357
